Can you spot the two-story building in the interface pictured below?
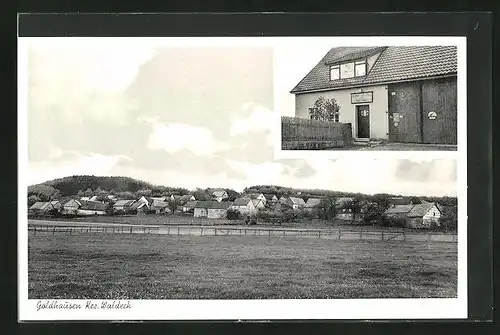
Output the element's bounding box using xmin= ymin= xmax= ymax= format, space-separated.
xmin=291 ymin=46 xmax=458 ymax=145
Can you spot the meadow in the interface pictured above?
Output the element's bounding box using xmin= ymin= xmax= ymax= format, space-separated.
xmin=28 ymin=232 xmax=457 ymax=299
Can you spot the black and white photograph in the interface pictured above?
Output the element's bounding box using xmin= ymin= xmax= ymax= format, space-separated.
xmin=278 ymin=44 xmax=459 ymax=151
xmin=18 ymin=35 xmax=467 ymax=321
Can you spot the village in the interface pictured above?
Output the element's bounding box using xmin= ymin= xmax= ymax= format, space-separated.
xmin=28 ymin=187 xmax=453 ymax=230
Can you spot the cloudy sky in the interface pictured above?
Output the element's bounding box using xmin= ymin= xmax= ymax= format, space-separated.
xmin=23 ymin=38 xmax=457 ymax=196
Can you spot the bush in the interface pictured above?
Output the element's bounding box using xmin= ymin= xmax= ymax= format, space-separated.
xmin=380 ymin=215 xmax=407 ymax=228
xmin=226 ymin=208 xmax=241 ymax=220
xmin=244 ymin=215 xmax=257 ymax=225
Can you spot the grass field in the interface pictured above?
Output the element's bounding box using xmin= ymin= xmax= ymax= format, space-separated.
xmin=33 ymin=215 xmax=448 ymax=233
xmin=28 ymin=233 xmax=457 ymax=299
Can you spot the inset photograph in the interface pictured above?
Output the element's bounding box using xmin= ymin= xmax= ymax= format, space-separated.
xmin=279 ymin=45 xmax=459 ymax=151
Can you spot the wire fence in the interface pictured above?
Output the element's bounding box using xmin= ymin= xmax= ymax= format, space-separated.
xmin=28 ymin=223 xmax=458 ymax=243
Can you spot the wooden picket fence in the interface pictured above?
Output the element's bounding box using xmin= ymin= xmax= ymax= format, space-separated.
xmin=281 ymin=116 xmax=353 ymax=150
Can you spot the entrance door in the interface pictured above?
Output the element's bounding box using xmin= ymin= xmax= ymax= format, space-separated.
xmin=356 ymin=105 xmax=370 ymax=139
xmin=388 ymin=82 xmax=422 ymax=143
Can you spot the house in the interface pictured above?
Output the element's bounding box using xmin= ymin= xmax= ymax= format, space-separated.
xmin=62 ymin=199 xmax=82 ymax=215
xmin=193 ymin=201 xmax=232 ymax=219
xmin=113 ymin=199 xmax=136 ymax=213
xmin=129 ymin=200 xmax=150 ymax=214
xmin=335 ymin=197 xmax=355 ymax=220
xmin=151 ymin=196 xmax=167 ymax=202
xmin=279 ymin=196 xmax=289 ymax=204
xmin=263 ymin=193 xmax=278 ymax=203
xmin=251 ymin=199 xmax=266 ymax=210
xmin=150 ymin=199 xmax=169 ymax=214
xmin=77 ymin=200 xmax=107 ymax=216
xmin=89 ymin=195 xmax=99 ymax=202
xmin=212 ymin=189 xmax=229 ymax=202
xmin=170 ymin=194 xmax=184 ymax=203
xmin=231 ymin=198 xmax=256 ymax=215
xmin=406 ymin=202 xmax=442 ymax=228
xmin=291 ymin=46 xmax=457 ymax=145
xmin=246 ymin=193 xmax=267 ymax=205
xmin=29 ymin=201 xmax=61 ymax=216
xmin=182 ymin=201 xmax=197 ymax=213
xmin=305 ymin=198 xmax=322 ymax=209
xmin=180 ymin=194 xmax=196 ymax=203
xmin=287 ymin=197 xmax=306 ymax=210
xmin=384 ymin=204 xmax=414 ymax=218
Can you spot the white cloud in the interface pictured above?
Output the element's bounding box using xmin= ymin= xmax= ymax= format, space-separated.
xmin=142 ymin=119 xmax=220 ymax=156
xmin=226 ymin=159 xmax=284 ymax=184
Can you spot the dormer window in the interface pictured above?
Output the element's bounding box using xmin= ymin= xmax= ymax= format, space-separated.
xmin=355 ymin=60 xmax=367 ymax=76
xmin=329 ymin=59 xmax=367 ymax=81
xmin=330 ymin=65 xmax=340 ymax=80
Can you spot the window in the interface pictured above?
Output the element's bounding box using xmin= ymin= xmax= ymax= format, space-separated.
xmin=308 ymin=107 xmax=319 ymax=120
xmin=355 ymin=60 xmax=367 ymax=76
xmin=340 ymin=62 xmax=355 ymax=79
xmin=330 ymin=65 xmax=340 ymax=80
xmin=330 ymin=59 xmax=367 ymax=81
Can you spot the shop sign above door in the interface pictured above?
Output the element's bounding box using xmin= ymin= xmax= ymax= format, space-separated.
xmin=351 ymin=91 xmax=373 ymax=104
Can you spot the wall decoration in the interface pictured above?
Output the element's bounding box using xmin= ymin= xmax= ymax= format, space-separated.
xmin=351 ymin=91 xmax=373 ymax=104
xmin=428 ymin=111 xmax=437 ymax=120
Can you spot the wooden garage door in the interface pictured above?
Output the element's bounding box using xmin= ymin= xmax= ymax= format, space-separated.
xmin=421 ymin=77 xmax=457 ymax=144
xmin=388 ymin=82 xmax=422 ymax=143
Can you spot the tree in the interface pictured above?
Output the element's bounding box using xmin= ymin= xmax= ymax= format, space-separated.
xmin=310 ymin=96 xmax=341 ymax=122
xmin=83 ymin=188 xmax=93 ymax=197
xmin=409 ymin=196 xmax=422 ymax=204
xmin=77 ymin=190 xmax=85 ymax=197
xmin=318 ymin=196 xmax=338 ymax=222
xmin=193 ymin=190 xmax=210 ymax=201
xmin=226 ymin=208 xmax=241 ymax=220
xmin=168 ymin=199 xmax=179 ymax=214
xmin=346 ymin=198 xmax=363 ymax=222
xmin=28 ymin=195 xmax=41 ymax=207
xmin=225 ymin=189 xmax=241 ymax=202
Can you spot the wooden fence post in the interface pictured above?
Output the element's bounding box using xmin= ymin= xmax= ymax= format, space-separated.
xmin=360 ymin=229 xmax=363 ymax=240
xmin=381 ymin=231 xmax=384 ymax=241
xmin=403 ymin=231 xmax=406 ymax=242
xmin=215 ymin=228 xmax=217 ymax=236
xmin=130 ymin=227 xmax=133 ymax=234
xmin=269 ymin=230 xmax=271 ymax=238
xmin=69 ymin=228 xmax=72 ymax=235
xmin=338 ymin=229 xmax=341 ymax=240
xmin=33 ymin=226 xmax=36 ymax=236
xmin=178 ymin=227 xmax=180 ymax=236
xmin=200 ymin=227 xmax=203 ymax=236
xmin=318 ymin=230 xmax=321 ymax=239
xmin=53 ymin=226 xmax=55 ymax=235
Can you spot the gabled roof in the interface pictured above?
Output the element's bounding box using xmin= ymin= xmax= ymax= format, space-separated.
xmin=251 ymin=199 xmax=263 ymax=207
xmin=129 ymin=201 xmax=146 ymax=210
xmin=389 ymin=197 xmax=411 ymax=205
xmin=246 ymin=193 xmax=264 ymax=199
xmin=407 ymin=202 xmax=439 ymax=218
xmin=384 ymin=204 xmax=413 ymax=215
xmin=289 ymin=197 xmax=306 ymax=206
xmin=212 ymin=190 xmax=228 ymax=197
xmin=305 ymin=198 xmax=322 ymax=208
xmin=183 ymin=201 xmax=197 ymax=209
xmin=171 ymin=195 xmax=184 ymax=201
xmin=80 ymin=200 xmax=107 ymax=211
xmin=291 ymin=46 xmax=457 ymax=94
xmin=151 ymin=199 xmax=168 ymax=208
xmin=30 ymin=202 xmax=50 ymax=210
xmin=263 ymin=193 xmax=278 ymax=200
xmin=180 ymin=194 xmax=195 ymax=202
xmin=233 ymin=198 xmax=253 ymax=206
xmin=195 ymin=201 xmax=232 ymax=209
xmin=113 ymin=199 xmax=135 ymax=207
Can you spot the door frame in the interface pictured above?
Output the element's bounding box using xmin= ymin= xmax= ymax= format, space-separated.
xmin=355 ymin=104 xmax=371 ymax=139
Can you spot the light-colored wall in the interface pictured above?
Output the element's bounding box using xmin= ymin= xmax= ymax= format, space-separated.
xmin=77 ymin=209 xmax=106 ymax=216
xmin=295 ymin=84 xmax=389 ymax=140
xmin=194 ymin=208 xmax=208 ymax=217
xmin=207 ymin=209 xmax=226 ymax=219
